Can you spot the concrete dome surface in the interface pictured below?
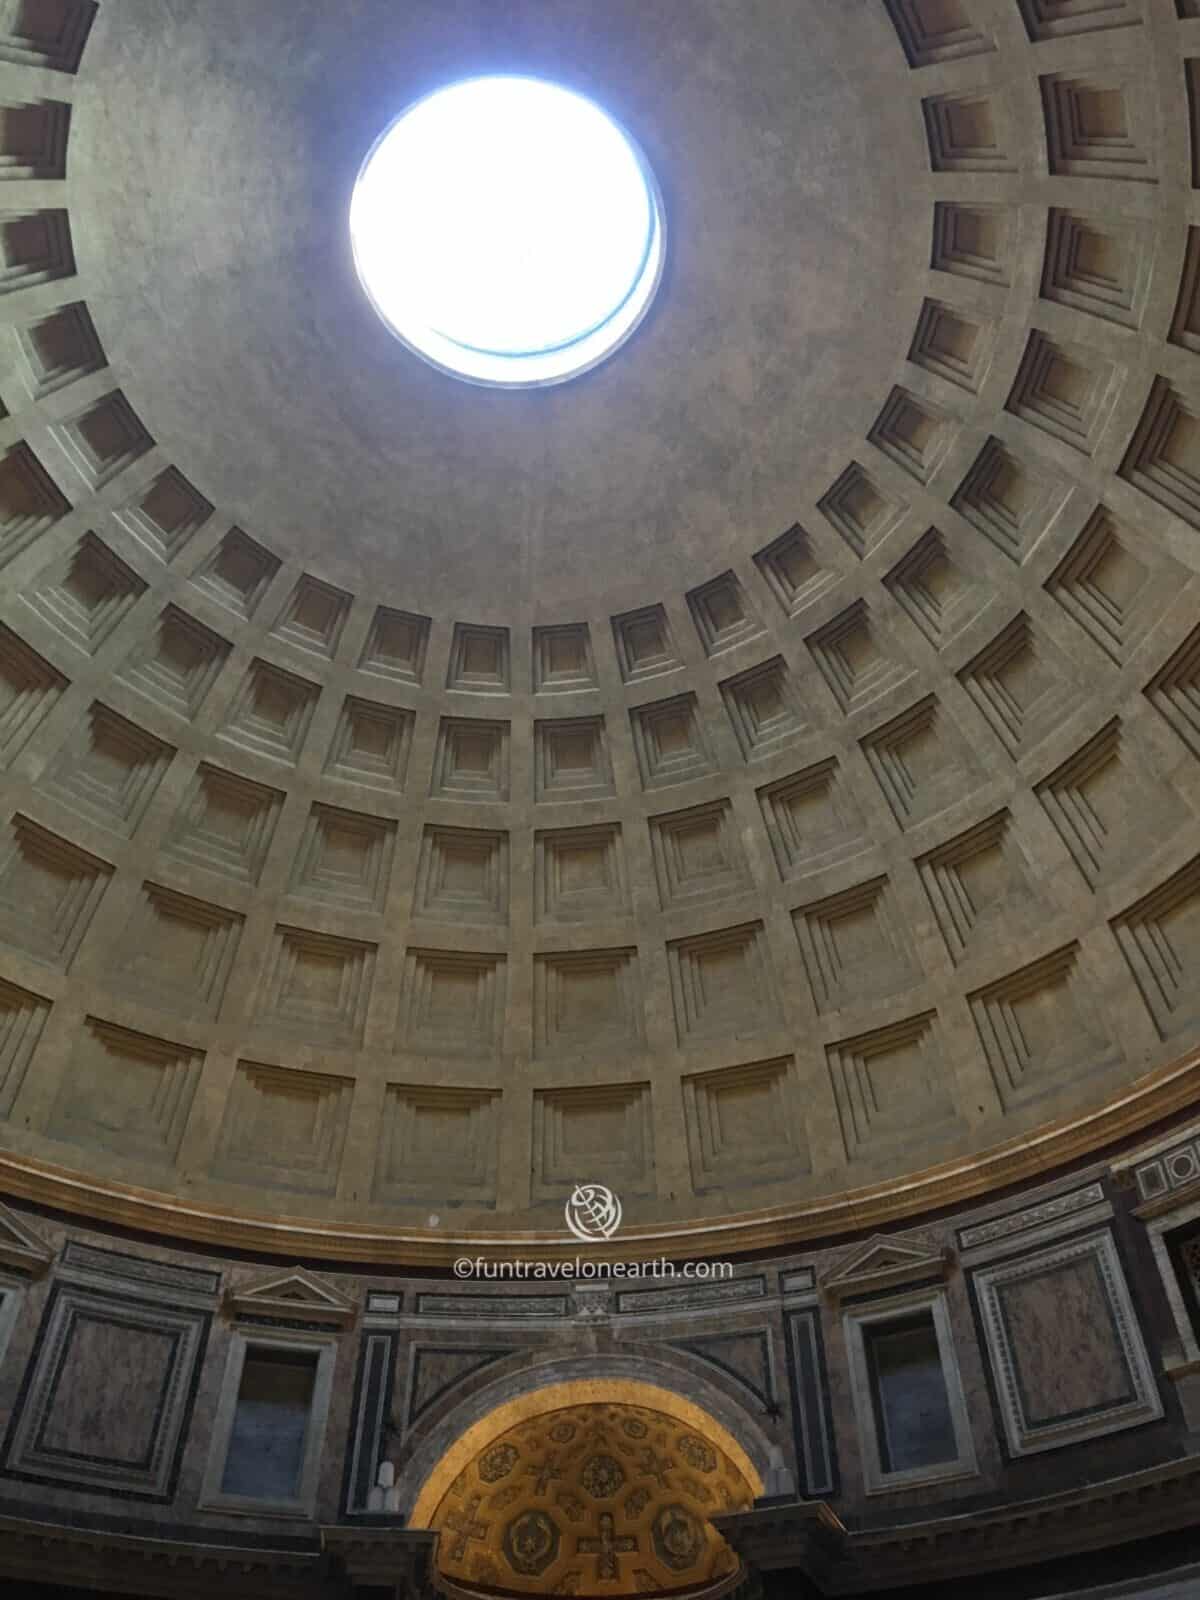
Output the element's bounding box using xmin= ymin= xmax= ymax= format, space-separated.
xmin=0 ymin=0 xmax=1193 ymax=1261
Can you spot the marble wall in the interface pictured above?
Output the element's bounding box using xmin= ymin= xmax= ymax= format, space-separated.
xmin=0 ymin=1137 xmax=1192 ymax=1551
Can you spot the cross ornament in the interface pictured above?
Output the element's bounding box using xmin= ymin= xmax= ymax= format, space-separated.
xmin=444 ymin=1493 xmax=490 ymax=1561
xmin=577 ymin=1512 xmax=638 ymax=1581
xmin=525 ymin=1452 xmax=564 ymax=1495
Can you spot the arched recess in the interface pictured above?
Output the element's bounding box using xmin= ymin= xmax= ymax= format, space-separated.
xmin=400 ymin=1353 xmax=773 ymax=1524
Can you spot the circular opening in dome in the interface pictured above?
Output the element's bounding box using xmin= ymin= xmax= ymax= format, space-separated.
xmin=349 ymin=75 xmax=666 ymax=388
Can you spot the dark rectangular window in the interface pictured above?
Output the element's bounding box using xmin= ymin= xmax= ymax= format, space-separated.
xmin=864 ymin=1312 xmax=956 ymax=1473
xmin=221 ymin=1346 xmax=318 ymax=1500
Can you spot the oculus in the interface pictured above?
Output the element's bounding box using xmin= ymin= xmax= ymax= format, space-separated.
xmin=350 ymin=75 xmax=665 ymax=387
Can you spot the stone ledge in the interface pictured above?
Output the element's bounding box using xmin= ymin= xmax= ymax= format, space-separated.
xmin=716 ymin=1457 xmax=1200 ymax=1595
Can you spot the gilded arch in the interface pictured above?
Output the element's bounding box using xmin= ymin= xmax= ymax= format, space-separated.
xmin=408 ymin=1381 xmax=764 ymax=1596
xmin=399 ymin=1355 xmax=775 ymax=1521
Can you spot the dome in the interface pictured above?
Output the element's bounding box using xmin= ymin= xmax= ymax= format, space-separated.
xmin=5 ymin=9 xmax=1200 ymax=1600
xmin=0 ymin=0 xmax=1194 ymax=1266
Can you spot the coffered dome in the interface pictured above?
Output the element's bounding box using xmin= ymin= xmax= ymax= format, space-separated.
xmin=0 ymin=0 xmax=1195 ymax=1259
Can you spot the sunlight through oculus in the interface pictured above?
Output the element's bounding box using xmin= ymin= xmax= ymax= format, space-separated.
xmin=350 ymin=76 xmax=665 ymax=387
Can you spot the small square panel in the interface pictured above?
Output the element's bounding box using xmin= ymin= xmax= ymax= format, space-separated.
xmin=649 ymin=799 xmax=750 ymax=909
xmin=212 ymin=1061 xmax=353 ymax=1195
xmin=1136 ymin=1159 xmax=1168 ymax=1201
xmin=448 ymin=623 xmax=510 ymax=693
xmin=1166 ymin=1147 xmax=1200 ymax=1187
xmin=532 ymin=1081 xmax=653 ymax=1199
xmin=612 ymin=604 xmax=680 ymax=683
xmin=533 ymin=624 xmax=596 ymax=691
xmin=682 ymin=1057 xmax=809 ymax=1193
xmin=431 ymin=717 xmax=510 ymax=801
xmin=415 ymin=826 xmax=509 ymax=927
xmin=534 ymin=715 xmax=614 ymax=801
xmin=535 ymin=824 xmax=627 ymax=923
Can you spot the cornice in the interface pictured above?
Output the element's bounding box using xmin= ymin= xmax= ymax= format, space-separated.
xmin=4 ymin=1457 xmax=1200 ymax=1599
xmin=716 ymin=1456 xmax=1200 ymax=1594
xmin=320 ymin=1526 xmax=438 ymax=1593
xmin=0 ymin=1042 xmax=1196 ymax=1266
xmin=0 ymin=1512 xmax=326 ymax=1600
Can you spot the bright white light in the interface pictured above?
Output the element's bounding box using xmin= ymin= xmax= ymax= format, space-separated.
xmin=350 ymin=76 xmax=665 ymax=387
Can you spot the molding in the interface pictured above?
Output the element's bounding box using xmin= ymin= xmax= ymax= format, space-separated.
xmin=1036 ymin=1566 xmax=1200 ymax=1600
xmin=1137 ymin=1175 xmax=1200 ymax=1221
xmin=0 ymin=1201 xmax=52 ymax=1277
xmin=1120 ymin=1119 xmax=1200 ymax=1215
xmin=819 ymin=1231 xmax=951 ymax=1301
xmin=4 ymin=1456 xmax=1200 ymax=1596
xmin=414 ymin=1290 xmax=567 ymax=1319
xmin=0 ymin=1274 xmax=24 ymax=1374
xmin=1111 ymin=1115 xmax=1200 ymax=1178
xmin=58 ymin=1240 xmax=219 ymax=1306
xmin=343 ymin=1327 xmax=401 ymax=1516
xmin=840 ymin=1281 xmax=978 ymax=1495
xmin=717 ymin=1456 xmax=1200 ymax=1593
xmin=616 ymin=1275 xmax=767 ymax=1316
xmin=224 ymin=1267 xmax=357 ymax=1328
xmin=1 ymin=1280 xmax=211 ymax=1502
xmin=784 ymin=1307 xmax=838 ymax=1499
xmin=957 ymin=1180 xmax=1112 ymax=1267
xmin=957 ymin=1179 xmax=1106 ymax=1253
xmin=714 ymin=1500 xmax=847 ymax=1588
xmin=399 ymin=1362 xmax=774 ymax=1524
xmin=199 ymin=1325 xmax=340 ymax=1519
xmin=0 ymin=1512 xmax=326 ymax=1600
xmin=971 ymin=1228 xmax=1162 ymax=1457
xmin=1141 ymin=1192 xmax=1200 ymax=1365
xmin=847 ymin=1456 xmax=1200 ymax=1586
xmin=0 ymin=1042 xmax=1197 ymax=1264
xmin=321 ymin=1526 xmax=438 ymax=1594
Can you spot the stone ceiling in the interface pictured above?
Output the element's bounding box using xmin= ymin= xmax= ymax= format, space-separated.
xmin=0 ymin=0 xmax=1194 ymax=1257
xmin=68 ymin=0 xmax=924 ymax=616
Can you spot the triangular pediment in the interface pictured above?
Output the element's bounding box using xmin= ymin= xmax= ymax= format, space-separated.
xmin=819 ymin=1231 xmax=951 ymax=1300
xmin=0 ymin=1200 xmax=53 ymax=1277
xmin=225 ymin=1266 xmax=357 ymax=1326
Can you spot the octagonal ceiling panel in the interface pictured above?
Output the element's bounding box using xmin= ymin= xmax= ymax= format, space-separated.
xmin=425 ymin=1402 xmax=754 ymax=1595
